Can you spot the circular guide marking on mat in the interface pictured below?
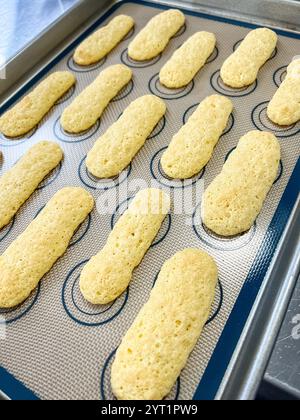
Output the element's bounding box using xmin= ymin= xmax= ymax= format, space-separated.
xmin=183 ymin=104 xmax=235 ymax=135
xmin=121 ymin=49 xmax=162 ymax=68
xmin=251 ymin=101 xmax=300 ymax=138
xmin=225 ymin=147 xmax=283 ymax=184
xmin=152 ymin=272 xmax=223 ymax=325
xmin=53 ymin=116 xmax=101 ymax=143
xmin=100 ymin=349 xmax=181 ymax=400
xmin=210 ymin=69 xmax=258 ymax=97
xmin=34 ymin=206 xmax=91 ymax=247
xmin=111 ymin=197 xmax=172 ymax=247
xmin=150 ymin=147 xmax=205 ymax=189
xmin=273 ymin=65 xmax=287 ymax=88
xmin=0 ymin=284 xmax=41 ymax=325
xmin=62 ymin=260 xmax=129 ymax=327
xmin=149 ymin=73 xmax=194 ymax=100
xmin=0 ymin=216 xmax=15 ymax=243
xmin=192 ymin=204 xmax=256 ymax=251
xmin=67 ymin=54 xmax=107 ymax=73
xmin=0 ymin=125 xmax=37 ymax=147
xmin=79 ymin=157 xmax=132 ymax=191
xmin=233 ymin=39 xmax=278 ymax=61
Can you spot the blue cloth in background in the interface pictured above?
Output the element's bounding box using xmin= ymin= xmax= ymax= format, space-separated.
xmin=0 ymin=0 xmax=80 ymax=62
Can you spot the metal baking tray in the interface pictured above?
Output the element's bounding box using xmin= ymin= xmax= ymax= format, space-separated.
xmin=0 ymin=0 xmax=299 ymax=400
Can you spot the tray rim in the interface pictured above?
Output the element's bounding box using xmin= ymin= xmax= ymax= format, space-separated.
xmin=0 ymin=0 xmax=299 ymax=401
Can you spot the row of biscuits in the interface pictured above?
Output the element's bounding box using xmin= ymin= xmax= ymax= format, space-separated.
xmin=0 ymin=13 xmax=299 ymax=138
xmin=0 ymin=8 xmax=298 ymax=401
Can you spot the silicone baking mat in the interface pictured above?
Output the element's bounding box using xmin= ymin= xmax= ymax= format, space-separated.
xmin=0 ymin=0 xmax=299 ymax=400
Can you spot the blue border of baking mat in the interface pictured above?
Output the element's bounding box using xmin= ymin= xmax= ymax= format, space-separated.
xmin=0 ymin=0 xmax=299 ymax=400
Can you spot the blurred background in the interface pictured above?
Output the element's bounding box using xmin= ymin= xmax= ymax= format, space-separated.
xmin=0 ymin=0 xmax=79 ymax=62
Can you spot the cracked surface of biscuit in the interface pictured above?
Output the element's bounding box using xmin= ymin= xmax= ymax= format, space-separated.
xmin=61 ymin=64 xmax=132 ymax=133
xmin=0 ymin=141 xmax=63 ymax=230
xmin=80 ymin=188 xmax=170 ymax=305
xmin=267 ymin=58 xmax=300 ymax=125
xmin=111 ymin=248 xmax=218 ymax=400
xmin=220 ymin=28 xmax=277 ymax=88
xmin=74 ymin=15 xmax=135 ymax=66
xmin=0 ymin=187 xmax=94 ymax=308
xmin=201 ymin=131 xmax=280 ymax=236
xmin=0 ymin=72 xmax=76 ymax=137
xmin=128 ymin=9 xmax=185 ymax=61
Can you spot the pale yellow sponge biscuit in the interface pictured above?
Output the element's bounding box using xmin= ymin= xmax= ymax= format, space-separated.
xmin=161 ymin=95 xmax=233 ymax=179
xmin=159 ymin=31 xmax=216 ymax=88
xmin=267 ymin=58 xmax=300 ymax=125
xmin=220 ymin=28 xmax=277 ymax=88
xmin=86 ymin=95 xmax=166 ymax=178
xmin=80 ymin=188 xmax=170 ymax=305
xmin=61 ymin=64 xmax=132 ymax=134
xmin=74 ymin=15 xmax=135 ymax=66
xmin=128 ymin=9 xmax=185 ymax=61
xmin=201 ymin=131 xmax=280 ymax=236
xmin=0 ymin=72 xmax=76 ymax=138
xmin=111 ymin=248 xmax=218 ymax=400
xmin=0 ymin=187 xmax=94 ymax=308
xmin=0 ymin=141 xmax=63 ymax=230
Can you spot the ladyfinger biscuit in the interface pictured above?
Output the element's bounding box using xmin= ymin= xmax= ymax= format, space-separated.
xmin=86 ymin=95 xmax=166 ymax=178
xmin=74 ymin=15 xmax=135 ymax=66
xmin=0 ymin=141 xmax=63 ymax=230
xmin=80 ymin=188 xmax=170 ymax=305
xmin=61 ymin=65 xmax=132 ymax=134
xmin=0 ymin=72 xmax=76 ymax=138
xmin=111 ymin=248 xmax=218 ymax=400
xmin=161 ymin=95 xmax=233 ymax=179
xmin=220 ymin=28 xmax=277 ymax=88
xmin=159 ymin=32 xmax=216 ymax=88
xmin=0 ymin=187 xmax=94 ymax=308
xmin=128 ymin=9 xmax=185 ymax=61
xmin=267 ymin=58 xmax=300 ymax=125
xmin=202 ymin=131 xmax=280 ymax=236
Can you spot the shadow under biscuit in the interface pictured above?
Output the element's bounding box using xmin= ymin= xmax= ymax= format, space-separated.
xmin=67 ymin=54 xmax=107 ymax=73
xmin=210 ymin=69 xmax=258 ymax=97
xmin=0 ymin=284 xmax=41 ymax=325
xmin=78 ymin=156 xmax=132 ymax=191
xmin=100 ymin=349 xmax=181 ymax=400
xmin=37 ymin=161 xmax=62 ymax=190
xmin=251 ymin=101 xmax=300 ymax=138
xmin=53 ymin=116 xmax=101 ymax=143
xmin=149 ymin=73 xmax=194 ymax=100
xmin=150 ymin=147 xmax=205 ymax=189
xmin=0 ymin=125 xmax=37 ymax=147
xmin=62 ymin=260 xmax=129 ymax=327
xmin=0 ymin=216 xmax=15 ymax=243
xmin=121 ymin=48 xmax=162 ymax=68
xmin=192 ymin=204 xmax=256 ymax=251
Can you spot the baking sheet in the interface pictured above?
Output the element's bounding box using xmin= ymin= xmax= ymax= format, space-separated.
xmin=0 ymin=0 xmax=299 ymax=400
